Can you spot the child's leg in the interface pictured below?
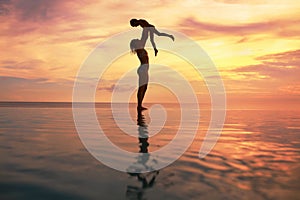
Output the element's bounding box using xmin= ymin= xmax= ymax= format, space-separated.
xmin=153 ymin=28 xmax=174 ymax=41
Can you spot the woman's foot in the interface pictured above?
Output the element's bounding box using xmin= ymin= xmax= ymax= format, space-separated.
xmin=137 ymin=106 xmax=148 ymax=111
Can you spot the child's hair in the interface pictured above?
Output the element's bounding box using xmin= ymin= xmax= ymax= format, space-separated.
xmin=130 ymin=18 xmax=139 ymax=27
xmin=130 ymin=39 xmax=139 ymax=54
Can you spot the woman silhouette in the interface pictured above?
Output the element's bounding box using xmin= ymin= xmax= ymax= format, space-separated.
xmin=130 ymin=38 xmax=149 ymax=112
xmin=130 ymin=19 xmax=174 ymax=112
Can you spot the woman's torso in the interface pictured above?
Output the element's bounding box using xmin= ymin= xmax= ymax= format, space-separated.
xmin=136 ymin=49 xmax=149 ymax=64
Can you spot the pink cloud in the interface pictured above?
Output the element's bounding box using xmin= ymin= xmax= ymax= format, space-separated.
xmin=178 ymin=17 xmax=300 ymax=39
xmin=231 ymin=49 xmax=300 ymax=79
xmin=223 ymin=49 xmax=300 ymax=97
xmin=0 ymin=75 xmax=73 ymax=101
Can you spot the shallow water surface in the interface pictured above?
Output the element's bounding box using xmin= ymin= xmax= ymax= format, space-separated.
xmin=0 ymin=103 xmax=299 ymax=200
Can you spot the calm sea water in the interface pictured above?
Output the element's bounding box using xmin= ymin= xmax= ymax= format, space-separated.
xmin=0 ymin=102 xmax=299 ymax=200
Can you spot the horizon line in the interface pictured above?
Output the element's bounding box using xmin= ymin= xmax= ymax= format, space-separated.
xmin=0 ymin=101 xmax=186 ymax=104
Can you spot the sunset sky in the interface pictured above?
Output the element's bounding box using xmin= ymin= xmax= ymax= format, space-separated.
xmin=0 ymin=0 xmax=299 ymax=108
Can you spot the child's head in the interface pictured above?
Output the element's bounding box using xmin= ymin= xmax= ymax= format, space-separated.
xmin=130 ymin=18 xmax=139 ymax=27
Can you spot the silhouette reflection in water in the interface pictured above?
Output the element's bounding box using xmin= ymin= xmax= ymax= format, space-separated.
xmin=126 ymin=113 xmax=160 ymax=200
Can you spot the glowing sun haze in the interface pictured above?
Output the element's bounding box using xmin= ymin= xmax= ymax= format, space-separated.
xmin=0 ymin=0 xmax=299 ymax=109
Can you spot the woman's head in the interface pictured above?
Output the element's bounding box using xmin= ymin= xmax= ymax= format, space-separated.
xmin=130 ymin=39 xmax=141 ymax=54
xmin=130 ymin=18 xmax=139 ymax=27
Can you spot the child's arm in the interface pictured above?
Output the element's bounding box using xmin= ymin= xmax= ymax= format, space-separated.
xmin=149 ymin=29 xmax=158 ymax=56
xmin=140 ymin=28 xmax=149 ymax=47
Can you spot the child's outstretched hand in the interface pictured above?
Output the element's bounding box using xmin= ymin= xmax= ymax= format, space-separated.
xmin=154 ymin=48 xmax=158 ymax=56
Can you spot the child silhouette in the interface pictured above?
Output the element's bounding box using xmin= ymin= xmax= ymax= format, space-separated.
xmin=130 ymin=18 xmax=174 ymax=56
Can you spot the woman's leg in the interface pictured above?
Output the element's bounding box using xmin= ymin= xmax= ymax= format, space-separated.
xmin=141 ymin=84 xmax=148 ymax=103
xmin=137 ymin=62 xmax=149 ymax=110
xmin=137 ymin=52 xmax=149 ymax=111
xmin=137 ymin=84 xmax=148 ymax=110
